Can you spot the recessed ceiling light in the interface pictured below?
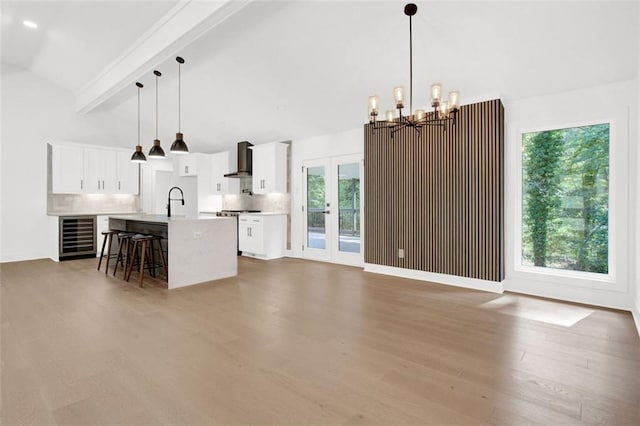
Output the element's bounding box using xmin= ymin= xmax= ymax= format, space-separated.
xmin=23 ymin=20 xmax=38 ymax=29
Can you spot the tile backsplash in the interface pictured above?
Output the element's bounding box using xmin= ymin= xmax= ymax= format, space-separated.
xmin=48 ymin=193 xmax=140 ymax=214
xmin=222 ymin=193 xmax=290 ymax=213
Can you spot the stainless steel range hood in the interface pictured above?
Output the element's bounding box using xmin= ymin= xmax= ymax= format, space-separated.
xmin=224 ymin=141 xmax=253 ymax=178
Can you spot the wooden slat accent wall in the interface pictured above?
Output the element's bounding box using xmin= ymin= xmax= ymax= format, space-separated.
xmin=364 ymin=99 xmax=504 ymax=282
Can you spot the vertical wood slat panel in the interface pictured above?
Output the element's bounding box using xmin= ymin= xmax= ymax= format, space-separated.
xmin=363 ymin=99 xmax=504 ymax=282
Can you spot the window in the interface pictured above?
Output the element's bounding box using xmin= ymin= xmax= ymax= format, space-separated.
xmin=521 ymin=123 xmax=609 ymax=275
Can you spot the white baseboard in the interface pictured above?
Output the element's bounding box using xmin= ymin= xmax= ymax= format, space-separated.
xmin=0 ymin=251 xmax=49 ymax=263
xmin=633 ymin=299 xmax=640 ymax=338
xmin=364 ymin=263 xmax=504 ymax=294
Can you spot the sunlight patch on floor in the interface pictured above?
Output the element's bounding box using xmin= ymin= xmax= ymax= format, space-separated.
xmin=480 ymin=295 xmax=594 ymax=327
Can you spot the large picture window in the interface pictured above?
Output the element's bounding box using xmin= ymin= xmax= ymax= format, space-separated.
xmin=521 ymin=123 xmax=609 ymax=275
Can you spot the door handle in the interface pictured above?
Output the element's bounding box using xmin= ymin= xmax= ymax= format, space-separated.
xmin=321 ymin=210 xmax=330 ymax=214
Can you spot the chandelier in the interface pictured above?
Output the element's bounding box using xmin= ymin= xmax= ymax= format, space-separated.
xmin=368 ymin=3 xmax=460 ymax=136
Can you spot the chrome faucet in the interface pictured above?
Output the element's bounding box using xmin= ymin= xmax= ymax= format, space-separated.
xmin=167 ymin=186 xmax=184 ymax=217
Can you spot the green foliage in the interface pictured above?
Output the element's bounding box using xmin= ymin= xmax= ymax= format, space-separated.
xmin=523 ymin=130 xmax=563 ymax=266
xmin=522 ymin=123 xmax=609 ymax=274
xmin=306 ymin=166 xmax=360 ymax=234
xmin=307 ymin=170 xmax=325 ymax=209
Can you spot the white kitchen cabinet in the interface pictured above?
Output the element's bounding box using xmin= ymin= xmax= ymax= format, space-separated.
xmin=238 ymin=213 xmax=287 ymax=259
xmin=179 ymin=155 xmax=198 ymax=176
xmin=51 ymin=144 xmax=85 ymax=193
xmin=211 ymin=151 xmax=240 ymax=195
xmin=250 ymin=142 xmax=288 ymax=194
xmin=115 ymin=151 xmax=139 ymax=194
xmin=50 ymin=143 xmax=139 ymax=195
xmin=84 ymin=148 xmax=116 ymax=193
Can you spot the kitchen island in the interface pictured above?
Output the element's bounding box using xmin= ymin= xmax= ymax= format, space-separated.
xmin=109 ymin=214 xmax=236 ymax=289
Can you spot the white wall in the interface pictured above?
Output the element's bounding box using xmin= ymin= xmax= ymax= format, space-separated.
xmin=503 ymin=80 xmax=637 ymax=310
xmin=635 ymin=11 xmax=640 ymax=332
xmin=289 ymin=127 xmax=364 ymax=257
xmin=140 ymin=155 xmax=218 ymax=216
xmin=0 ymin=68 xmax=127 ymax=262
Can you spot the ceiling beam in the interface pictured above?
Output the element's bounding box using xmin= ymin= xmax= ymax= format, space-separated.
xmin=75 ymin=0 xmax=251 ymax=114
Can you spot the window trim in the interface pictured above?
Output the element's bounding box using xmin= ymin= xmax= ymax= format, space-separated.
xmin=514 ymin=119 xmax=617 ymax=286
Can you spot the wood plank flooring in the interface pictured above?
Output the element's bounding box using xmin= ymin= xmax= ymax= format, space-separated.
xmin=1 ymin=257 xmax=639 ymax=425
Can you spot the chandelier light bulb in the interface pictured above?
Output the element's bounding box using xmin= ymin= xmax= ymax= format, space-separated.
xmin=394 ymin=86 xmax=405 ymax=108
xmin=430 ymin=83 xmax=442 ymax=106
xmin=439 ymin=101 xmax=450 ymax=117
xmin=386 ymin=110 xmax=395 ymax=123
xmin=369 ymin=95 xmax=380 ymax=116
xmin=449 ymin=91 xmax=460 ymax=110
xmin=415 ymin=109 xmax=425 ymax=121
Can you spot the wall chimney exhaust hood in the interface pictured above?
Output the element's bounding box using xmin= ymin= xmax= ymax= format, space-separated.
xmin=224 ymin=141 xmax=253 ymax=178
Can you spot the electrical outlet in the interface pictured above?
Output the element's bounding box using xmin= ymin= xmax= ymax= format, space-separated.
xmin=398 ymin=248 xmax=405 ymax=258
xmin=193 ymin=231 xmax=203 ymax=239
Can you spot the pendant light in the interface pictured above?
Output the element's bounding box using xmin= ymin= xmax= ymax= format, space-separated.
xmin=148 ymin=70 xmax=166 ymax=158
xmin=130 ymin=82 xmax=147 ymax=163
xmin=170 ymin=56 xmax=189 ymax=154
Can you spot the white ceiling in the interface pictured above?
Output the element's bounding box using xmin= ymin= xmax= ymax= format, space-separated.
xmin=1 ymin=0 xmax=178 ymax=90
xmin=1 ymin=1 xmax=638 ymax=153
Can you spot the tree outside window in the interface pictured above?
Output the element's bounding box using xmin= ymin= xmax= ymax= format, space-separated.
xmin=522 ymin=123 xmax=609 ymax=274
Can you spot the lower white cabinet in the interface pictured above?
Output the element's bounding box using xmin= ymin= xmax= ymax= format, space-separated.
xmin=238 ymin=213 xmax=287 ymax=260
xmin=95 ymin=215 xmax=110 ymax=257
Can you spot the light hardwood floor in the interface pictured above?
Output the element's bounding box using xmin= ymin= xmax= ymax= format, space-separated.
xmin=1 ymin=257 xmax=639 ymax=425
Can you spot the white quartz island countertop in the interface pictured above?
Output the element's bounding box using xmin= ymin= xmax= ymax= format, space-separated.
xmin=109 ymin=214 xmax=230 ymax=222
xmin=108 ymin=214 xmax=237 ymax=289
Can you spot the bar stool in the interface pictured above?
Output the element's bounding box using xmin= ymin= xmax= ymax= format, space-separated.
xmin=149 ymin=235 xmax=168 ymax=282
xmin=113 ymin=232 xmax=134 ymax=278
xmin=97 ymin=230 xmax=118 ymax=274
xmin=125 ymin=234 xmax=155 ymax=287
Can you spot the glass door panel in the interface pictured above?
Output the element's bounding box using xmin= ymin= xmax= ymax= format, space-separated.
xmin=337 ymin=163 xmax=361 ymax=254
xmin=307 ymin=166 xmax=327 ymax=250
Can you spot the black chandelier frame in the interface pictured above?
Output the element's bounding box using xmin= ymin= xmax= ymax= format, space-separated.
xmin=369 ymin=3 xmax=459 ymax=137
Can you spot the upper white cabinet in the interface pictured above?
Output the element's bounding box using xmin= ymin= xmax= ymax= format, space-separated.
xmin=116 ymin=151 xmax=139 ymax=194
xmin=84 ymin=148 xmax=116 ymax=193
xmin=49 ymin=143 xmax=139 ymax=195
xmin=211 ymin=151 xmax=240 ymax=195
xmin=250 ymin=142 xmax=288 ymax=194
xmin=179 ymin=155 xmax=197 ymax=176
xmin=51 ymin=144 xmax=85 ymax=193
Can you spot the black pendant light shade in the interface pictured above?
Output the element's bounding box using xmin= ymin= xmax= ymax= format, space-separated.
xmin=149 ymin=139 xmax=165 ymax=158
xmin=170 ymin=56 xmax=189 ymax=154
xmin=148 ymin=70 xmax=166 ymax=158
xmin=131 ymin=144 xmax=147 ymax=163
xmin=171 ymin=132 xmax=188 ymax=154
xmin=131 ymin=82 xmax=147 ymax=163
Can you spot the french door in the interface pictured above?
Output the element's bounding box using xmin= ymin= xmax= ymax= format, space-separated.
xmin=302 ymin=154 xmax=363 ymax=266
